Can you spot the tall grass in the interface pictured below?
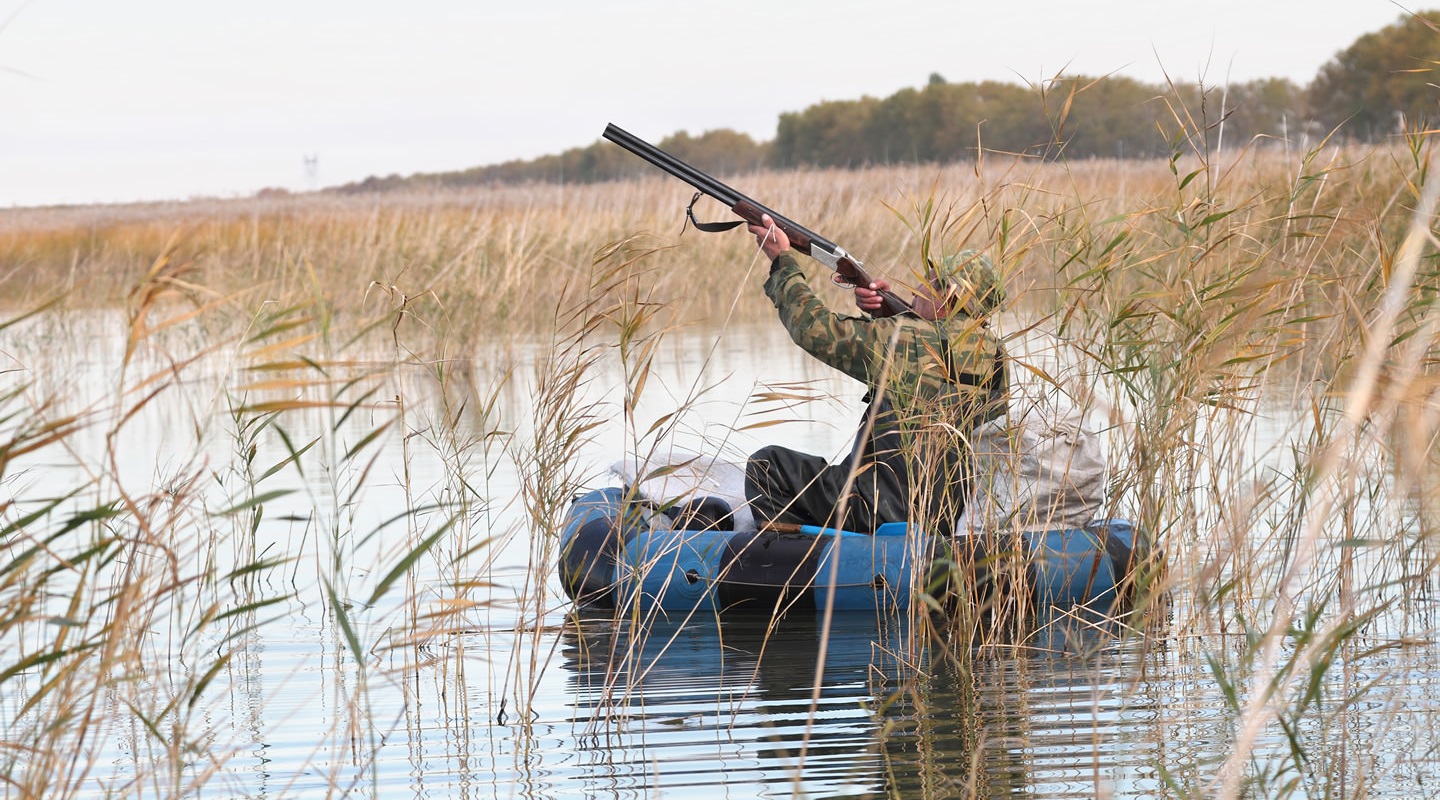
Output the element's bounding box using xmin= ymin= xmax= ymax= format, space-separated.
xmin=3 ymin=118 xmax=1440 ymax=797
xmin=0 ymin=233 xmax=517 ymax=796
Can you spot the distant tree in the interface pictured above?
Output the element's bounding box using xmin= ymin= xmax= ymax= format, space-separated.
xmin=932 ymin=80 xmax=1043 ymax=158
xmin=1308 ymin=11 xmax=1440 ymax=140
xmin=658 ymin=129 xmax=769 ymax=175
xmin=773 ymin=97 xmax=881 ymax=168
xmin=865 ymin=86 xmax=926 ymax=162
xmin=1039 ymin=75 xmax=1165 ymax=159
xmin=1222 ymin=78 xmax=1306 ymax=147
xmin=975 ymin=79 xmax=1054 ymax=156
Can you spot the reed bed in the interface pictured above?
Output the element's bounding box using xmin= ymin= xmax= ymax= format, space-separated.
xmin=1 ymin=122 xmax=1439 ymax=798
xmin=0 ymin=147 xmax=1371 ymax=339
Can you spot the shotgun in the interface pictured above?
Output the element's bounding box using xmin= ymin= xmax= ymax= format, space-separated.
xmin=602 ymin=123 xmax=911 ymax=318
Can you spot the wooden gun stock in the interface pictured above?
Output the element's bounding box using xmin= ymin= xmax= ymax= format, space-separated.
xmin=729 ymin=199 xmax=910 ymax=316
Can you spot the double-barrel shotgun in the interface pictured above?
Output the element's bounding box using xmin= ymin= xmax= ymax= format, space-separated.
xmin=601 ymin=123 xmax=911 ymax=318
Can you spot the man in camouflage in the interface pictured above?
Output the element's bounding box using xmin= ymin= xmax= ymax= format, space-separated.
xmin=744 ymin=213 xmax=1008 ymax=535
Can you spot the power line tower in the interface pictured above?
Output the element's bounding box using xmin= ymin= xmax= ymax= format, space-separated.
xmin=303 ymin=154 xmax=319 ymax=192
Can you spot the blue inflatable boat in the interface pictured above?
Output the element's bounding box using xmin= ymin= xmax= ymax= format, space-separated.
xmin=558 ymin=487 xmax=1152 ymax=615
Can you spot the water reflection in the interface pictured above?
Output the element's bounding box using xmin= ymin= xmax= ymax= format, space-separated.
xmin=558 ymin=607 xmax=1167 ymax=798
xmin=561 ymin=611 xmax=908 ymax=797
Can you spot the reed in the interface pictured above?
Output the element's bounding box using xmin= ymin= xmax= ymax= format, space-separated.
xmin=0 ymin=225 xmax=525 ymax=796
xmin=2 ymin=117 xmax=1440 ymax=797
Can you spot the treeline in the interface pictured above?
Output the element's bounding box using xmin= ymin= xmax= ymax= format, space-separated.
xmin=338 ymin=73 xmax=1301 ymax=193
xmin=770 ymin=74 xmax=1302 ymax=167
xmin=341 ymin=128 xmax=772 ymax=194
xmin=335 ymin=11 xmax=1440 ymax=193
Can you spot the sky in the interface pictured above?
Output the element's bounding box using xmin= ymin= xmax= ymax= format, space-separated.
xmin=0 ymin=0 xmax=1425 ymax=208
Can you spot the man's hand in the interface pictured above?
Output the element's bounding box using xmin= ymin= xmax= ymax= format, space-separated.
xmin=747 ymin=213 xmax=791 ymax=261
xmin=855 ymin=278 xmax=893 ymax=313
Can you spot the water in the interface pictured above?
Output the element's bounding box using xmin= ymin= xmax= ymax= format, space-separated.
xmin=550 ymin=610 xmax=1159 ymax=798
xmin=159 ymin=608 xmax=1170 ymax=798
xmin=3 ymin=312 xmax=1439 ymax=798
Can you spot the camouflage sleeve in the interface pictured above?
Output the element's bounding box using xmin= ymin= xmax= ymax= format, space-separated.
xmin=762 ymin=252 xmax=899 ymax=387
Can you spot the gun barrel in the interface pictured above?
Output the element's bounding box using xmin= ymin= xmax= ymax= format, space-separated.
xmin=602 ymin=124 xmax=742 ymax=207
xmin=601 ymin=124 xmax=838 ymax=252
xmin=601 ymin=123 xmax=910 ymax=318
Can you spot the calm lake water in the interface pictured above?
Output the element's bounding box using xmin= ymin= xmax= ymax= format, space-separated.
xmin=3 ymin=313 xmax=1438 ymax=798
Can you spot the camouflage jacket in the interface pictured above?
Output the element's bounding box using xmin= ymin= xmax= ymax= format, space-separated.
xmin=764 ymin=252 xmax=1007 ymax=530
xmin=764 ymin=252 xmax=1006 ymax=427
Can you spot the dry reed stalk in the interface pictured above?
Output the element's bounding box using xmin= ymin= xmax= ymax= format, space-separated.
xmin=3 ymin=115 xmax=1439 ymax=797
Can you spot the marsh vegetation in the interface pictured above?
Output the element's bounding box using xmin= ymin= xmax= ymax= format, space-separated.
xmin=3 ymin=121 xmax=1440 ymax=797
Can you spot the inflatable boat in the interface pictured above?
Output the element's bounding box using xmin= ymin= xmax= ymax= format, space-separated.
xmin=558 ymin=484 xmax=1152 ymax=615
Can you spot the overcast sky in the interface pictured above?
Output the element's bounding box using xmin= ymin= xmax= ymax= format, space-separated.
xmin=0 ymin=0 xmax=1423 ymax=208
